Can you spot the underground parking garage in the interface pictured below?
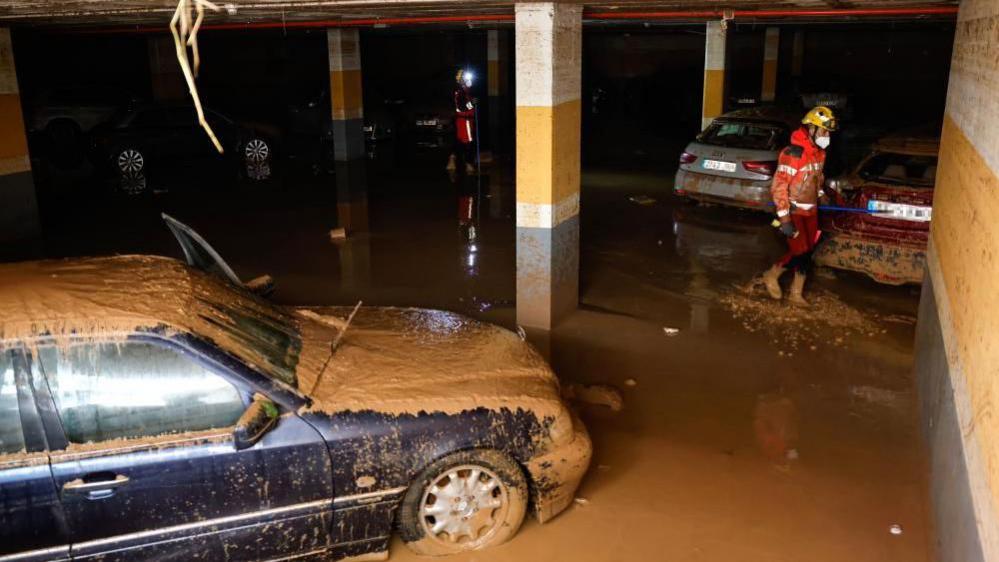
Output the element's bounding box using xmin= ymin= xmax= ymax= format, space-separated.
xmin=0 ymin=0 xmax=995 ymax=561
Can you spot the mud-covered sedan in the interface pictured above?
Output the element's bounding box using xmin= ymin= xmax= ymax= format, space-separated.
xmin=0 ymin=217 xmax=591 ymax=562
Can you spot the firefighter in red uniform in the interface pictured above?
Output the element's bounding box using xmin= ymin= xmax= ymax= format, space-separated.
xmin=446 ymin=68 xmax=477 ymax=174
xmin=760 ymin=106 xmax=838 ymax=306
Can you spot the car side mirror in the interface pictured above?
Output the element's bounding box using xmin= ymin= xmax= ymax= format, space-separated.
xmin=234 ymin=394 xmax=279 ymax=451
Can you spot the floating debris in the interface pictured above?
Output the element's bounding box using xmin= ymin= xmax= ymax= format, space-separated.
xmin=663 ymin=327 xmax=680 ymax=337
xmin=624 ymin=378 xmax=637 ymax=387
xmin=628 ymin=195 xmax=656 ymax=206
xmin=889 ymin=524 xmax=904 ymax=536
xmin=574 ymin=497 xmax=590 ymax=506
xmin=329 ymin=227 xmax=347 ymax=242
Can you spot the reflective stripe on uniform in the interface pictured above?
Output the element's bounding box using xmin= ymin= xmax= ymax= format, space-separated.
xmin=793 ymin=202 xmax=815 ymax=210
xmin=778 ymin=164 xmax=797 ymax=175
xmin=777 ymin=209 xmax=790 ymax=217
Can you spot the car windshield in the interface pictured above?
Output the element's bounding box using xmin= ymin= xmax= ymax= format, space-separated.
xmin=196 ymin=289 xmax=302 ymax=388
xmin=858 ymin=153 xmax=938 ymax=187
xmin=697 ymin=121 xmax=787 ymax=150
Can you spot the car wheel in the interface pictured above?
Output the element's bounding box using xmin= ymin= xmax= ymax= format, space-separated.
xmin=243 ymin=138 xmax=271 ymax=163
xmin=399 ymin=449 xmax=528 ymax=556
xmin=115 ymin=148 xmax=145 ymax=175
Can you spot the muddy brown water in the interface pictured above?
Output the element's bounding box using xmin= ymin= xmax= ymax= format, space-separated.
xmin=22 ymin=148 xmax=931 ymax=561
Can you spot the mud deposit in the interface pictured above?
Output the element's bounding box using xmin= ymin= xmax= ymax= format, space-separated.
xmin=721 ymin=288 xmax=885 ymax=352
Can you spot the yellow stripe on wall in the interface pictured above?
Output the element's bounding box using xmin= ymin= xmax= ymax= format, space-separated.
xmin=0 ymin=93 xmax=29 ymax=174
xmin=516 ymin=98 xmax=581 ymax=210
xmin=761 ymin=60 xmax=777 ymax=102
xmin=702 ymin=69 xmax=725 ymax=122
xmin=329 ymin=69 xmax=363 ymax=121
xmin=932 ymin=114 xmax=999 ymax=511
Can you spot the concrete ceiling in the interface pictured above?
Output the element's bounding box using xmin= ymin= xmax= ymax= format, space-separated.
xmin=0 ymin=0 xmax=959 ymax=27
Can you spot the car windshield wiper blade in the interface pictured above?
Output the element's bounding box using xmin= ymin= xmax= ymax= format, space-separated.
xmin=308 ymin=301 xmax=362 ymax=395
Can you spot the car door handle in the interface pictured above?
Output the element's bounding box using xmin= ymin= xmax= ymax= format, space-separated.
xmin=63 ymin=474 xmax=130 ymax=498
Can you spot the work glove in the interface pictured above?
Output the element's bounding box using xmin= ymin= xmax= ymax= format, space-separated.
xmin=780 ymin=221 xmax=799 ymax=239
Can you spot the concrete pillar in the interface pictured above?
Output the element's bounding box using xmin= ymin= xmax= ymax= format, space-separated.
xmin=914 ymin=1 xmax=999 ymax=561
xmin=701 ymin=20 xmax=727 ymax=129
xmin=147 ymin=35 xmax=185 ymax=101
xmin=487 ymin=28 xmax=509 ymax=154
xmin=761 ymin=27 xmax=779 ymax=103
xmin=791 ymin=30 xmax=805 ymax=79
xmin=327 ymin=29 xmax=364 ymax=162
xmin=514 ymin=3 xmax=581 ymax=331
xmin=0 ymin=28 xmax=39 ymax=244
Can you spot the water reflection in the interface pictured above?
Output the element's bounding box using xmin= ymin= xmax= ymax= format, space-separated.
xmin=118 ymin=171 xmax=147 ymax=196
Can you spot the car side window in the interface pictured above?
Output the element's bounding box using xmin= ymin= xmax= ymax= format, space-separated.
xmin=34 ymin=341 xmax=246 ymax=445
xmin=0 ymin=350 xmax=26 ymax=455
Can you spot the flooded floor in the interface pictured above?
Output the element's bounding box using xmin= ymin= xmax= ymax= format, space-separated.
xmin=20 ymin=139 xmax=933 ymax=561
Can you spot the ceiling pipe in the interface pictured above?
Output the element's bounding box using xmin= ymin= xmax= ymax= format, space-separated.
xmin=587 ymin=6 xmax=959 ymax=20
xmin=73 ymin=5 xmax=958 ymax=34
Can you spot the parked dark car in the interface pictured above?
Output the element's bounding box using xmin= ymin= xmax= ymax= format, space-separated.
xmin=815 ymin=133 xmax=938 ymax=285
xmin=89 ymin=103 xmax=276 ymax=178
xmin=0 ymin=216 xmax=591 ymax=562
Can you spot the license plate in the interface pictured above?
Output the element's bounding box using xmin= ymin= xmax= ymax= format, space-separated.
xmin=867 ymin=200 xmax=933 ymax=222
xmin=702 ymin=159 xmax=736 ymax=172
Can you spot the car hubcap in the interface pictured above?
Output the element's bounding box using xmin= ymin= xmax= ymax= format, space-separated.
xmin=117 ymin=149 xmax=144 ymax=173
xmin=420 ymin=465 xmax=508 ymax=547
xmin=245 ymin=139 xmax=270 ymax=163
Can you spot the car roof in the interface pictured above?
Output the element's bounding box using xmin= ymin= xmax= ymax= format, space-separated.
xmin=0 ymin=255 xmax=192 ymax=339
xmin=0 ymin=256 xmax=291 ymax=358
xmin=715 ymin=107 xmax=802 ymax=128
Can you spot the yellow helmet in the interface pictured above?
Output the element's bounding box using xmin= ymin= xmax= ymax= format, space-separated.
xmin=802 ymin=106 xmax=838 ymax=131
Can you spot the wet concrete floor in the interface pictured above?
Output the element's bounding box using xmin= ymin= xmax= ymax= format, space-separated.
xmin=20 ymin=141 xmax=932 ymax=561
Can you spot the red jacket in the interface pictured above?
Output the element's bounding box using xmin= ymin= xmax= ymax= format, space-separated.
xmin=770 ymin=127 xmax=826 ymax=221
xmin=453 ymin=84 xmax=475 ymax=144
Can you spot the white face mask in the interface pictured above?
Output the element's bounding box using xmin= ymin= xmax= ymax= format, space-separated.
xmin=816 ymin=135 xmax=831 ymax=149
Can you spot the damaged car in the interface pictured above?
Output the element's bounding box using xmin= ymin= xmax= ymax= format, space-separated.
xmin=0 ymin=215 xmax=591 ymax=562
xmin=814 ymin=133 xmax=938 ymax=285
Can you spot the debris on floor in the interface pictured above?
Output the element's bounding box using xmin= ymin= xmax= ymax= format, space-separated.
xmin=563 ymin=383 xmax=624 ymax=412
xmin=628 ymin=195 xmax=656 ymax=206
xmin=721 ymin=288 xmax=881 ymax=351
xmin=329 ymin=227 xmax=348 ymax=242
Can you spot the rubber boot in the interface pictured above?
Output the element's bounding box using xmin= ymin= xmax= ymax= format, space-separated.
xmin=789 ymin=271 xmax=809 ymax=307
xmin=762 ymin=265 xmax=784 ymax=300
xmin=446 ymin=154 xmax=457 ymax=171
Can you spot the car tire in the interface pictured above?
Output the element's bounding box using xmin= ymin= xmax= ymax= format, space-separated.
xmin=399 ymin=449 xmax=528 ymax=556
xmin=114 ymin=147 xmax=145 ymax=175
xmin=243 ymin=137 xmax=271 ymax=164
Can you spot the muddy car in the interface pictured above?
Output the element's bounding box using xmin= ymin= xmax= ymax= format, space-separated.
xmin=814 ymin=134 xmax=938 ymax=285
xmin=0 ymin=216 xmax=591 ymax=562
xmin=673 ymin=107 xmax=800 ymax=210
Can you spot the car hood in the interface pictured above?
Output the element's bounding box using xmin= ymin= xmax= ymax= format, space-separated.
xmin=291 ymin=306 xmax=564 ymax=418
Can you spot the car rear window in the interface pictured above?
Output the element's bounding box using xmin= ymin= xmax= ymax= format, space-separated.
xmin=698 ymin=121 xmax=788 ymax=150
xmin=859 ymin=153 xmax=938 ymax=187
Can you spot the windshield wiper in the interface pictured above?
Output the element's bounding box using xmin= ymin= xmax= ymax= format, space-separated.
xmin=308 ymin=301 xmax=362 ymax=395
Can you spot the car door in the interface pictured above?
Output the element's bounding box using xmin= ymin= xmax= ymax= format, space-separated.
xmin=31 ymin=336 xmax=335 ymax=561
xmin=0 ymin=347 xmax=71 ymax=562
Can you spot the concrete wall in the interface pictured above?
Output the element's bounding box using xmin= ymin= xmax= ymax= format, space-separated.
xmin=917 ymin=1 xmax=999 ymax=559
